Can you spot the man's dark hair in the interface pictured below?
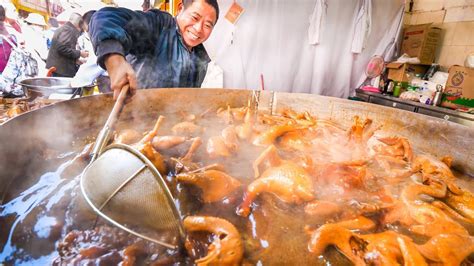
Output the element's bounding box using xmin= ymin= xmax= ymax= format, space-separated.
xmin=183 ymin=0 xmax=219 ymax=22
xmin=82 ymin=10 xmax=96 ymax=25
xmin=0 ymin=5 xmax=5 ymax=22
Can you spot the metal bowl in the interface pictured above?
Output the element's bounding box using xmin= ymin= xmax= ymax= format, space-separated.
xmin=19 ymin=77 xmax=94 ymax=99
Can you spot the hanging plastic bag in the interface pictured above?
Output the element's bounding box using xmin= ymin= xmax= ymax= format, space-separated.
xmin=23 ymin=51 xmax=38 ymax=77
xmin=0 ymin=48 xmax=26 ymax=96
xmin=0 ymin=36 xmax=29 ymax=96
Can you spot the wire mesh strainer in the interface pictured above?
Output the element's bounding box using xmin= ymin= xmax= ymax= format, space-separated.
xmin=80 ymin=86 xmax=184 ymax=250
xmin=81 ymin=143 xmax=185 ymax=249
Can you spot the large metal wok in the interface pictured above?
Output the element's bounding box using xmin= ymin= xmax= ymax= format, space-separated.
xmin=0 ymin=89 xmax=473 ymax=263
xmin=1 ymin=88 xmax=472 ymax=185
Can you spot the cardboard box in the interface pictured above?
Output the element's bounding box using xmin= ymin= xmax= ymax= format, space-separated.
xmin=401 ymin=24 xmax=441 ymax=65
xmin=386 ymin=62 xmax=429 ymax=83
xmin=441 ymin=65 xmax=474 ymax=109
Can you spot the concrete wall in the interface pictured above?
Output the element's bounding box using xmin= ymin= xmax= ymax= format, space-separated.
xmin=403 ymin=0 xmax=474 ymax=68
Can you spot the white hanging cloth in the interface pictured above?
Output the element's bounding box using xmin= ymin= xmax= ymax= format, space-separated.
xmin=351 ymin=0 xmax=372 ymax=54
xmin=204 ymin=0 xmax=405 ymax=98
xmin=354 ymin=5 xmax=405 ymax=89
xmin=308 ymin=0 xmax=327 ymax=45
xmin=201 ymin=61 xmax=224 ymax=88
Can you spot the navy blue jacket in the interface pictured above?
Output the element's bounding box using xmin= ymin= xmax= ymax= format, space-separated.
xmin=89 ymin=7 xmax=210 ymax=88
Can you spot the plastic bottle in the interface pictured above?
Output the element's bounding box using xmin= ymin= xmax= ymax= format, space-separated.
xmin=393 ymin=82 xmax=401 ymax=97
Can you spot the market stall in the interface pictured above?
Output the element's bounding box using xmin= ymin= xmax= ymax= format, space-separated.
xmin=1 ymin=89 xmax=474 ymax=264
xmin=1 ymin=0 xmax=474 ymax=265
xmin=10 ymin=0 xmax=49 ymax=19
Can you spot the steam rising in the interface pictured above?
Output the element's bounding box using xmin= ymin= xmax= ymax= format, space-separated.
xmin=1 ymin=89 xmax=473 ymax=264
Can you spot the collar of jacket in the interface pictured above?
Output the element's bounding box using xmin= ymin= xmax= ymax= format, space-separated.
xmin=65 ymin=21 xmax=81 ymax=33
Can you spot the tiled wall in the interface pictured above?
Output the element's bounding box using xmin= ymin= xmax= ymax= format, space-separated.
xmin=403 ymin=0 xmax=474 ymax=68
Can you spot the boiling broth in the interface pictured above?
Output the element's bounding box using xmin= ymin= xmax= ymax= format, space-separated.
xmin=1 ymin=108 xmax=473 ymax=265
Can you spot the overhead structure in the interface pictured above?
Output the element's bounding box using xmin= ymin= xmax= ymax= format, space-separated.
xmin=10 ymin=0 xmax=50 ymax=20
xmin=101 ymin=0 xmax=116 ymax=6
xmin=56 ymin=0 xmax=109 ymax=22
xmin=142 ymin=0 xmax=179 ymax=15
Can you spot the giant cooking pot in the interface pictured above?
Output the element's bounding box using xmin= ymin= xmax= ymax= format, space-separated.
xmin=0 ymin=89 xmax=473 ymax=263
xmin=1 ymin=88 xmax=472 ymax=183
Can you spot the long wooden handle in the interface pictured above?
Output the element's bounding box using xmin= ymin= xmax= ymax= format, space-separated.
xmin=105 ymin=85 xmax=130 ymax=129
xmin=90 ymin=85 xmax=130 ymax=161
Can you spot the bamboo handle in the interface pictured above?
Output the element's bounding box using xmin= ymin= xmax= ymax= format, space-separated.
xmin=105 ymin=85 xmax=129 ymax=129
xmin=90 ymin=85 xmax=130 ymax=161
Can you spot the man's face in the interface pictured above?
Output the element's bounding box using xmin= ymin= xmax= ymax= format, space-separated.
xmin=82 ymin=22 xmax=89 ymax=33
xmin=176 ymin=0 xmax=216 ymax=49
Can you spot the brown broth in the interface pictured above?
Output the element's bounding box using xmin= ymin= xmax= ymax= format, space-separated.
xmin=1 ymin=109 xmax=473 ymax=265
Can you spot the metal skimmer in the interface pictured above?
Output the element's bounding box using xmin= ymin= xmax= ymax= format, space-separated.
xmin=80 ymin=86 xmax=184 ymax=249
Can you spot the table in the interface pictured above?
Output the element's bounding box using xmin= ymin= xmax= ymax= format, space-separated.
xmin=355 ymin=89 xmax=474 ymax=127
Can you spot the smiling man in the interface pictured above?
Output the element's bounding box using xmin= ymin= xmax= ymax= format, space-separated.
xmin=89 ymin=0 xmax=219 ymax=99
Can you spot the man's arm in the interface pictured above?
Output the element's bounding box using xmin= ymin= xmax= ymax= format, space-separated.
xmin=89 ymin=7 xmax=174 ymax=99
xmin=90 ymin=7 xmax=174 ymax=69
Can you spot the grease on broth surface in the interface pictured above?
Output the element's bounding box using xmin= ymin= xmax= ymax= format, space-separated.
xmin=1 ymin=106 xmax=473 ymax=265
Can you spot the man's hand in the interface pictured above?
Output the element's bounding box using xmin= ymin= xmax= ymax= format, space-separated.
xmin=80 ymin=50 xmax=89 ymax=58
xmin=104 ymin=54 xmax=137 ymax=101
xmin=76 ymin=58 xmax=87 ymax=65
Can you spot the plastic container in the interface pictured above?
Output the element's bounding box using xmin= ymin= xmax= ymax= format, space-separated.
xmin=384 ymin=80 xmax=395 ymax=95
xmin=393 ymin=82 xmax=402 ymax=97
xmin=420 ymin=95 xmax=431 ymax=105
xmin=407 ymin=85 xmax=418 ymax=91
